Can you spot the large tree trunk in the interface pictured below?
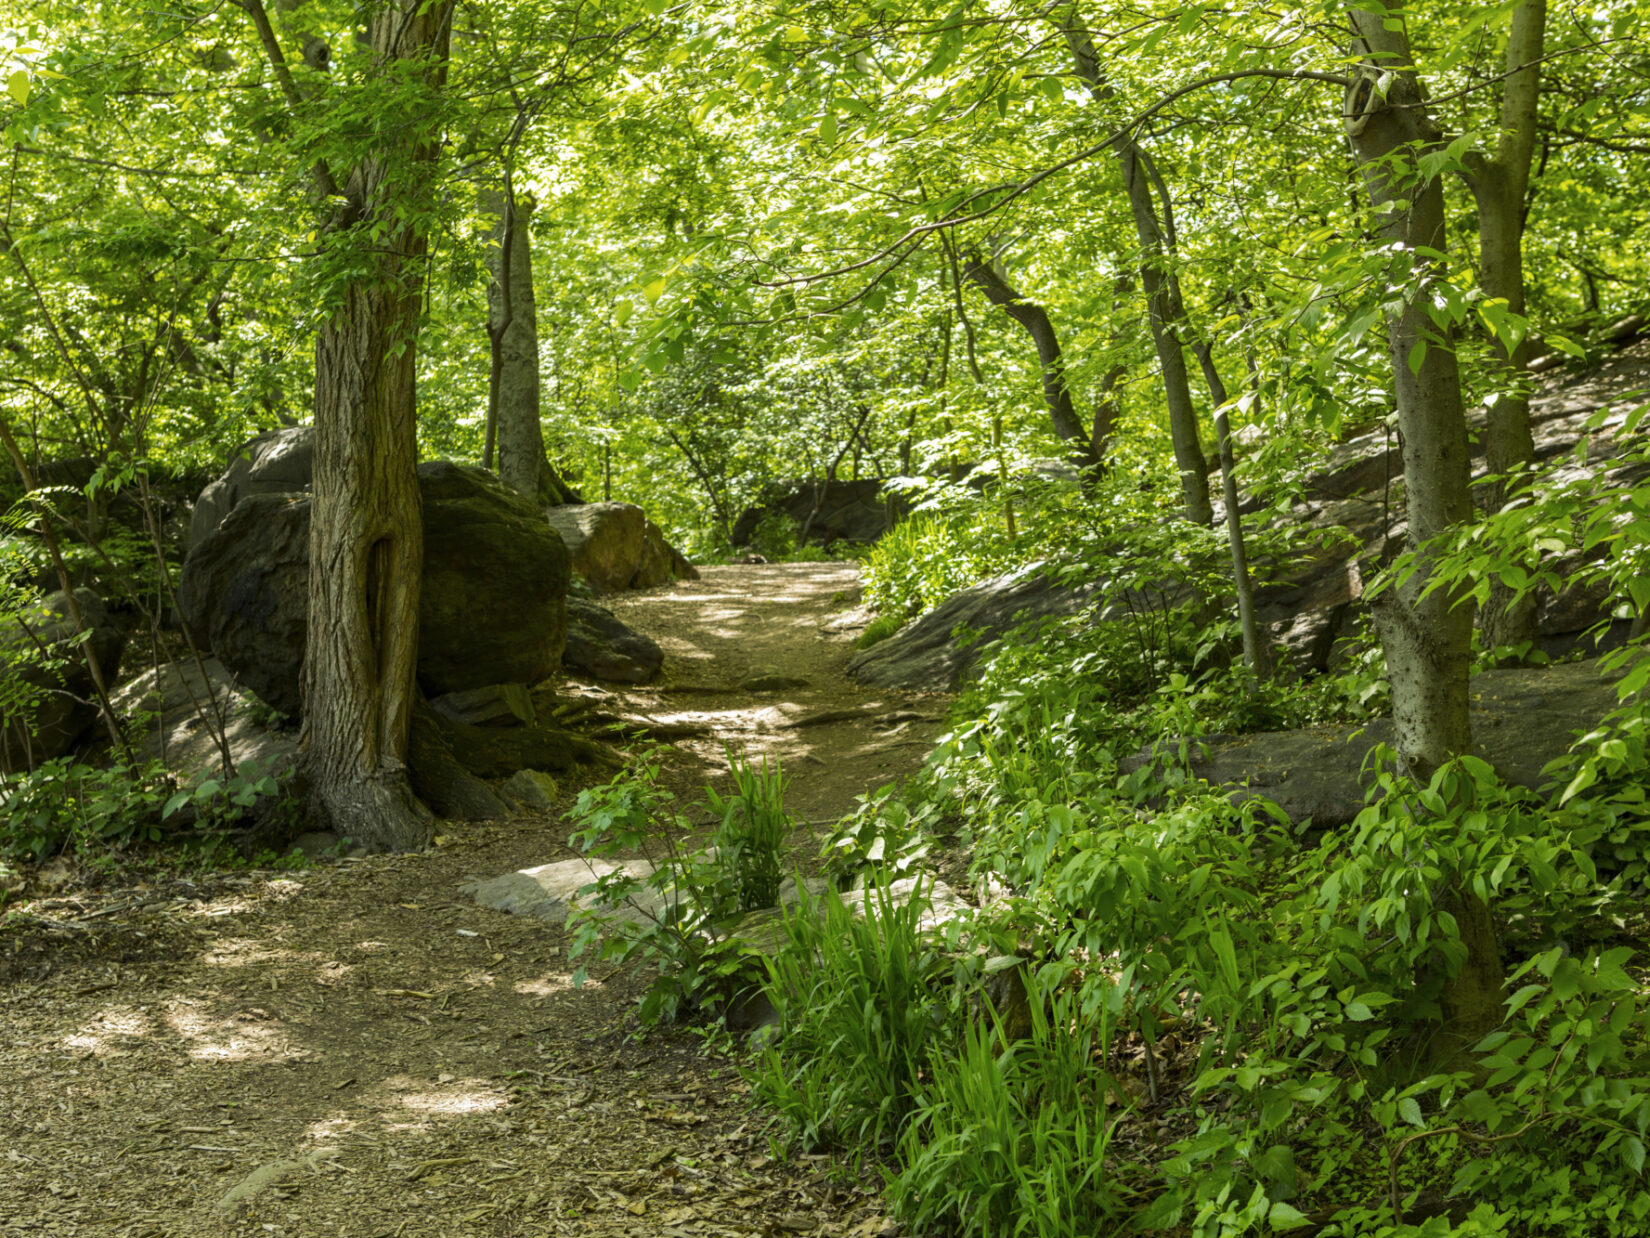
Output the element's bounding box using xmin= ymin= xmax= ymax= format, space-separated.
xmin=1346 ymin=2 xmax=1501 ymax=1052
xmin=302 ymin=1 xmax=453 ymax=852
xmin=1463 ymin=0 xmax=1546 ymax=654
xmin=484 ymin=184 xmax=568 ymax=506
xmin=958 ymin=249 xmax=1100 ymax=471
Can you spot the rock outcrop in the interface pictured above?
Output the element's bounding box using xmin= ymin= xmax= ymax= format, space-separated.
xmin=543 ymin=502 xmax=698 ymax=595
xmin=732 ymin=478 xmax=905 ymax=548
xmin=855 ymin=340 xmax=1650 ymax=692
xmin=1122 ymin=659 xmax=1625 ymax=828
xmin=847 ymin=565 xmax=1103 ymax=692
xmin=1 ymin=589 xmax=126 ymax=772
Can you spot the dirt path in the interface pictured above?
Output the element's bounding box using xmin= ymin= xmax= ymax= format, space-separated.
xmin=592 ymin=563 xmax=945 ymax=823
xmin=0 ymin=564 xmax=941 ymax=1238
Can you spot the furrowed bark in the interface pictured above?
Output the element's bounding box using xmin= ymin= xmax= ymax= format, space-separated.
xmin=302 ymin=0 xmax=454 ymax=852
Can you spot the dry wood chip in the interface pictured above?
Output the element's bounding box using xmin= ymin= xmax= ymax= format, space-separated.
xmin=647 ymin=1108 xmax=708 ymax=1127
xmin=406 ymin=1155 xmax=474 ymax=1182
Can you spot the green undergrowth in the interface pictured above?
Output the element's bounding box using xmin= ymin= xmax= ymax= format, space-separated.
xmin=0 ymin=754 xmax=299 ymax=868
xmin=741 ymin=433 xmax=1650 ymax=1236
xmin=564 ymin=745 xmax=796 ymax=1026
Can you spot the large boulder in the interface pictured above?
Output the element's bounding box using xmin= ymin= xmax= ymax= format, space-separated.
xmin=563 ymin=599 xmax=664 ymax=684
xmin=1 ymin=589 xmax=126 ymax=773
xmin=544 ymin=502 xmax=698 ymax=595
xmin=732 ymin=478 xmax=904 ymax=547
xmin=112 ymin=656 xmax=298 ymax=783
xmin=177 ymin=464 xmax=570 ymax=717
xmin=847 ymin=565 xmax=1102 ymax=692
xmin=187 ymin=427 xmax=314 ymax=555
xmin=176 ymin=493 xmax=309 ymax=716
xmin=417 ymin=461 xmax=571 ymax=696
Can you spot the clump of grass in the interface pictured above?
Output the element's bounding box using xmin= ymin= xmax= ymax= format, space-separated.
xmin=857 ymin=613 xmax=904 ymax=650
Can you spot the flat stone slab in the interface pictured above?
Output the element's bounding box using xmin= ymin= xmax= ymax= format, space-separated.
xmin=462 ymin=859 xmax=964 ymax=950
xmin=461 ymin=858 xmax=658 ymax=924
xmin=1124 ymin=659 xmax=1625 ymax=828
xmin=728 ymin=875 xmax=968 ymax=955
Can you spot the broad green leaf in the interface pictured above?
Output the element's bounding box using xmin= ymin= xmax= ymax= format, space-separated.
xmin=1268 ymin=1201 xmax=1310 ymax=1231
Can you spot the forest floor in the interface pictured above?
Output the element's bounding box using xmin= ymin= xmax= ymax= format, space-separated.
xmin=0 ymin=563 xmax=949 ymax=1238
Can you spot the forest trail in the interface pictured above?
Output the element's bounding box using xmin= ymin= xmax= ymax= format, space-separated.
xmin=0 ymin=563 xmax=943 ymax=1238
xmin=592 ymin=562 xmax=947 ymax=823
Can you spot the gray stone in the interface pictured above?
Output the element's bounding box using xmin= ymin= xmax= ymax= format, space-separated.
xmin=175 ymin=493 xmax=310 ymax=716
xmin=178 ymin=459 xmax=570 ymax=716
xmin=1122 ymin=659 xmax=1625 ymax=828
xmin=726 ymin=875 xmax=967 ymax=956
xmin=732 ymin=478 xmax=906 ymax=547
xmin=111 ymin=657 xmax=298 ymax=795
xmin=563 ymin=599 xmax=664 ymax=684
xmin=501 ymin=768 xmax=558 ymax=809
xmin=186 ymin=427 xmax=315 ymax=554
xmin=848 ymin=564 xmax=1101 ymax=692
xmin=462 ymin=857 xmax=660 ymax=923
xmin=417 ymin=461 xmax=571 ymax=696
xmin=431 ymin=683 xmax=535 ymax=728
xmin=545 ymin=502 xmax=698 ymax=595
xmin=1 ymin=589 xmax=126 ymax=772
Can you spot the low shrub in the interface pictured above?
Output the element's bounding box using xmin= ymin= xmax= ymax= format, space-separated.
xmin=0 ymin=755 xmax=296 ymax=864
xmin=565 ymin=746 xmax=793 ymax=1026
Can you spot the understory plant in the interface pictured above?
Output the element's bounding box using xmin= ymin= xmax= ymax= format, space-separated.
xmin=566 ymin=745 xmax=794 ymax=1025
xmin=751 ymin=474 xmax=1650 ymax=1233
xmin=749 ymin=876 xmax=951 ymax=1153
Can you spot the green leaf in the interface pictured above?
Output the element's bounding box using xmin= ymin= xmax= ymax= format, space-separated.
xmin=818 ymin=109 xmax=837 ymax=145
xmin=1407 ymin=339 xmax=1428 ymax=376
xmin=1625 ymin=1136 xmax=1646 ymax=1174
xmin=641 ymin=277 xmax=666 ymax=306
xmin=1398 ymin=1096 xmax=1424 ymax=1127
xmin=614 ymin=299 xmax=634 ymax=327
xmin=1210 ymin=926 xmax=1240 ymax=991
xmin=7 ymin=71 xmax=28 ymax=106
xmin=1268 ymin=1201 xmax=1310 ymax=1231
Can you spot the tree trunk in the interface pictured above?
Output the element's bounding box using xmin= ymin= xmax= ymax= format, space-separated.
xmin=958 ymin=248 xmax=1100 ymax=471
xmin=1463 ymin=0 xmax=1546 ymax=654
xmin=1191 ymin=343 xmax=1269 ymax=675
xmin=302 ymin=0 xmax=453 ymax=852
xmin=485 ymin=184 xmax=567 ymax=506
xmin=1057 ymin=17 xmax=1212 ymax=523
xmin=1346 ymin=2 xmax=1501 ymax=1053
